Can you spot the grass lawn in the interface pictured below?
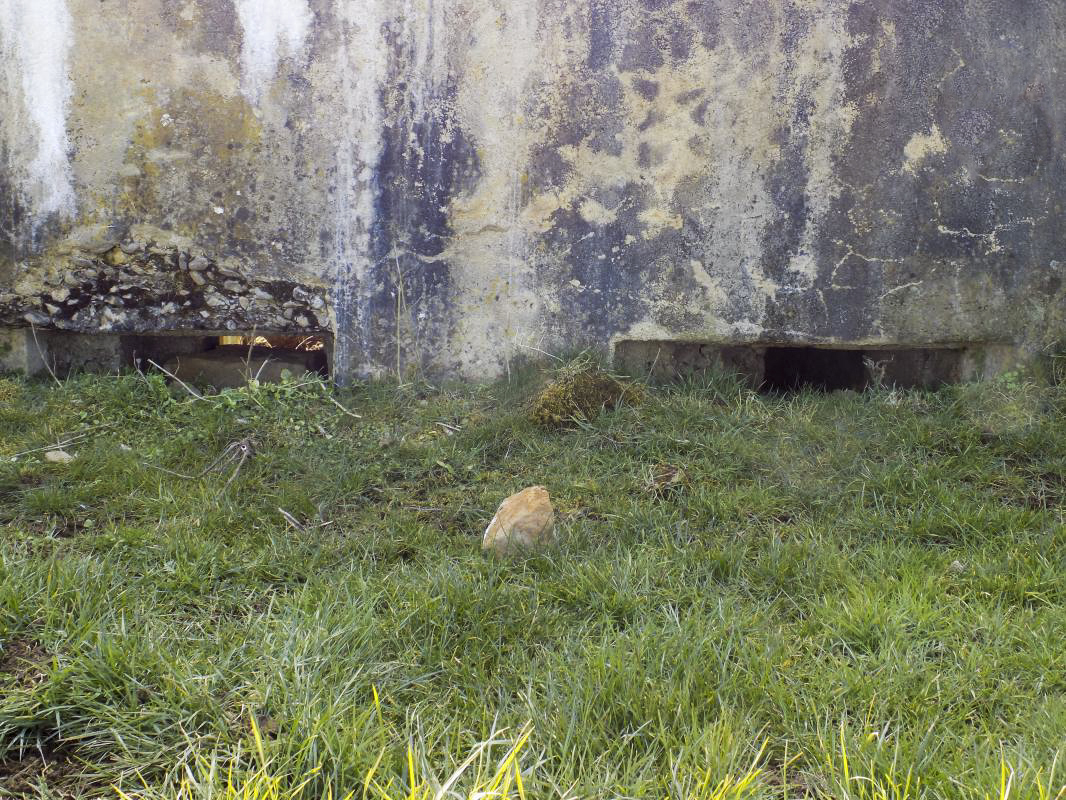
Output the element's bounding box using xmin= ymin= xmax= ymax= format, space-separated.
xmin=0 ymin=364 xmax=1063 ymax=799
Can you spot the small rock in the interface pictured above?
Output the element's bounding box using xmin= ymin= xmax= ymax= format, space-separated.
xmin=189 ymin=271 xmax=206 ymax=286
xmin=949 ymin=560 xmax=966 ymax=573
xmin=58 ymin=224 xmax=120 ymax=256
xmin=188 ymin=255 xmax=210 ymax=272
xmin=23 ymin=310 xmax=50 ymax=325
xmin=104 ymin=246 xmax=130 ymax=266
xmin=482 ymin=486 xmax=556 ymax=555
xmin=178 ymin=252 xmax=189 ymax=270
xmin=44 ymin=450 xmax=74 ymax=464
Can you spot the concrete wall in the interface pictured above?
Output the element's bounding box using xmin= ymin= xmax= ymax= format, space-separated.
xmin=1 ymin=0 xmax=1064 ymax=381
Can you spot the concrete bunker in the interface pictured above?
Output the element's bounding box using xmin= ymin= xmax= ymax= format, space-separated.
xmin=1 ymin=2 xmax=1064 ymax=382
xmin=613 ymin=340 xmax=1013 ymax=392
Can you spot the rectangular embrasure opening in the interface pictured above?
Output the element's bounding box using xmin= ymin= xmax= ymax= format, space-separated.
xmin=763 ymin=347 xmax=866 ymax=392
xmin=25 ymin=330 xmax=332 ymax=386
xmin=614 ymin=340 xmax=969 ymax=392
xmin=140 ymin=333 xmax=331 ymax=389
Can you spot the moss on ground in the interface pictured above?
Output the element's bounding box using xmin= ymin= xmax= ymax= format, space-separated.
xmin=0 ymin=385 xmax=16 ymax=410
xmin=0 ymin=367 xmax=1063 ymax=798
xmin=529 ymin=357 xmax=642 ymax=426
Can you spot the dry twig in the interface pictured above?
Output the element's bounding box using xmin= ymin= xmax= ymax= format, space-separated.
xmin=29 ymin=324 xmax=61 ymax=387
xmin=327 ymin=395 xmax=362 ymax=419
xmin=278 ymin=507 xmax=304 ymax=530
xmin=147 ymin=358 xmax=208 ymax=401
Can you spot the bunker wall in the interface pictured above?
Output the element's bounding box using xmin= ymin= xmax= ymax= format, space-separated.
xmin=2 ymin=0 xmax=1064 ymax=381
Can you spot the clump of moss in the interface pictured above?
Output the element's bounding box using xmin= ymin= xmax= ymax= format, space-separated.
xmin=530 ymin=358 xmax=643 ymax=427
xmin=0 ymin=377 xmax=21 ymax=406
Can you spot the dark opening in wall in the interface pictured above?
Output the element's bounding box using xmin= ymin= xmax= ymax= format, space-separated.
xmin=762 ymin=347 xmax=866 ymax=392
xmin=154 ymin=333 xmax=332 ymax=389
xmin=615 ymin=340 xmax=973 ymax=392
xmin=20 ymin=330 xmax=333 ymax=387
xmin=126 ymin=333 xmax=330 ymax=378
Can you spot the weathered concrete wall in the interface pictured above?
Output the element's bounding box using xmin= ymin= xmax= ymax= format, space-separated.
xmin=1 ymin=0 xmax=1064 ymax=380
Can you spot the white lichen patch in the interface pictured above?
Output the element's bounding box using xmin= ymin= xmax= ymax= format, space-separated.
xmin=0 ymin=0 xmax=76 ymax=224
xmin=780 ymin=11 xmax=859 ymax=284
xmin=637 ymin=207 xmax=683 ymax=238
xmin=444 ymin=0 xmax=584 ymax=376
xmin=235 ymin=0 xmax=313 ymax=105
xmin=903 ymin=125 xmax=949 ymax=174
xmin=579 ymin=197 xmax=619 ymax=226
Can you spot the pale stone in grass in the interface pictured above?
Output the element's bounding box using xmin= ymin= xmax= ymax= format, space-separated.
xmin=482 ymin=486 xmax=555 ymax=555
xmin=44 ymin=450 xmax=74 ymax=463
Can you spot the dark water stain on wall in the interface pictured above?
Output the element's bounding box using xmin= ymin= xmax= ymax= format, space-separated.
xmin=555 ymin=73 xmax=626 ymax=154
xmin=159 ymin=0 xmax=239 ymax=59
xmin=354 ymin=27 xmax=483 ymax=376
xmin=587 ymin=0 xmax=622 ymax=69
